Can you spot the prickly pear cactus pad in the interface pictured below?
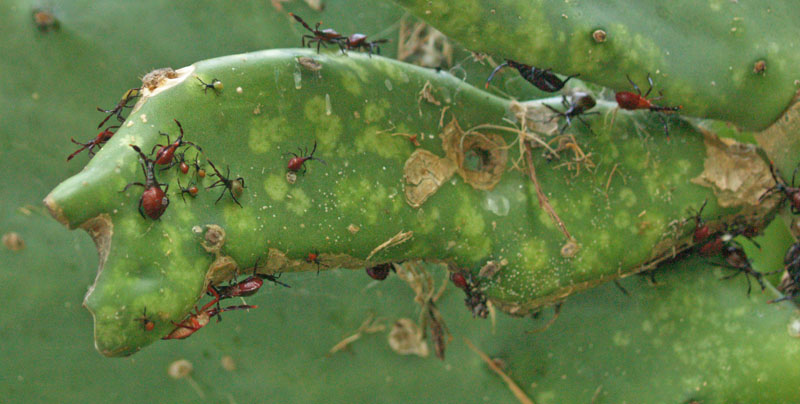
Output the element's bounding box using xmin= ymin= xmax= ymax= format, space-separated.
xmin=47 ymin=49 xmax=774 ymax=355
xmin=392 ymin=0 xmax=800 ymax=131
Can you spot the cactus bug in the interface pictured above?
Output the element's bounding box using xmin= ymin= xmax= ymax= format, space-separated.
xmin=206 ymin=160 xmax=245 ymax=207
xmin=366 ymin=263 xmax=393 ymax=280
xmin=306 ymin=250 xmax=328 ymax=274
xmin=289 ymin=13 xmax=345 ymax=53
xmin=615 ymin=74 xmax=682 ymax=135
xmin=96 ymin=88 xmax=140 ymax=128
xmin=449 ymin=270 xmax=488 ymax=318
xmin=162 ymin=304 xmax=258 ymax=340
xmin=153 ymin=119 xmax=201 ymax=167
xmin=172 ymin=151 xmax=190 ymax=175
xmin=485 ymin=60 xmax=579 ymax=93
xmin=760 ymin=163 xmax=800 ymax=214
xmin=450 ymin=272 xmax=468 ymax=289
xmin=344 ymin=33 xmax=389 ymax=57
xmin=196 ymin=77 xmax=223 ymax=94
xmin=544 ymin=92 xmax=598 ymax=134
xmin=122 ymin=145 xmax=170 ymax=220
xmin=615 ymin=74 xmax=682 ymax=113
xmin=191 ymin=153 xmax=206 ymax=178
xmin=176 ymin=177 xmax=199 ymax=202
xmin=137 ymin=308 xmax=155 ymax=331
xmin=211 ymin=258 xmax=290 ymax=300
xmin=285 ymin=141 xmax=326 ymax=174
xmin=67 ymin=126 xmax=118 ymax=161
xmin=769 ymin=242 xmax=800 ymax=303
xmin=716 ymin=241 xmax=773 ymax=296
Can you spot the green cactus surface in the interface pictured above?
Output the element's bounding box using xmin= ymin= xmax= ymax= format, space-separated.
xmin=392 ymin=0 xmax=800 ymax=131
xmin=46 ymin=49 xmax=778 ymax=355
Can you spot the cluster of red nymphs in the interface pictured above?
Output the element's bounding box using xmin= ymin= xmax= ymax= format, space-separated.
xmin=159 ymin=258 xmax=289 ymax=340
xmin=688 ymin=164 xmax=800 ymax=298
xmin=119 ymin=119 xmax=249 ymax=220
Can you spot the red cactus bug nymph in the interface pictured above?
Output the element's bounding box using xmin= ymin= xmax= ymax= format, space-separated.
xmin=286 ymin=141 xmax=326 ymax=174
xmin=176 ymin=177 xmax=199 ymax=202
xmin=543 ymin=92 xmax=599 ymax=134
xmin=122 ymin=145 xmax=170 ymax=220
xmin=173 ymin=151 xmax=190 ymax=174
xmin=615 ymin=74 xmax=682 ymax=136
xmin=96 ymin=87 xmax=141 ymax=129
xmin=450 ymin=272 xmax=468 ymax=289
xmin=189 ymin=153 xmax=207 ymax=179
xmin=760 ymin=162 xmax=800 ymax=214
xmin=289 ymin=13 xmax=346 ymax=54
xmin=137 ymin=308 xmax=155 ymax=332
xmin=196 ymin=76 xmax=223 ymax=94
xmin=206 ymin=159 xmax=245 ymax=207
xmin=485 ymin=60 xmax=579 ymax=93
xmin=306 ymin=250 xmax=328 ymax=275
xmin=162 ymin=304 xmax=258 ymax=340
xmin=212 ymin=258 xmax=290 ymax=301
xmin=67 ymin=125 xmax=119 ymax=161
xmin=152 ymin=119 xmax=202 ymax=168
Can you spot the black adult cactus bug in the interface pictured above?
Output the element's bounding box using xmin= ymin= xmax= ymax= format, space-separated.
xmin=486 ymin=60 xmax=578 ymax=93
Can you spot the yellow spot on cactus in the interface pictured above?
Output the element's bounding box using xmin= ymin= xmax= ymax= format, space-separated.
xmin=364 ymin=99 xmax=390 ymax=123
xmin=249 ymin=116 xmax=288 ymax=154
xmin=287 ymin=188 xmax=311 ymax=216
xmin=355 ymin=126 xmax=409 ymax=160
xmin=341 ymin=74 xmax=362 ymax=96
xmin=415 ymin=207 xmax=441 ymax=234
xmin=304 ymin=96 xmax=342 ymax=148
xmin=614 ymin=210 xmax=632 ymax=230
xmin=612 ymin=330 xmax=631 ymax=346
xmin=264 ymin=174 xmax=288 ymax=201
xmin=618 ymin=188 xmax=637 ymax=208
xmin=456 ymin=196 xmax=485 ymax=237
xmin=521 ymin=238 xmax=548 ymax=269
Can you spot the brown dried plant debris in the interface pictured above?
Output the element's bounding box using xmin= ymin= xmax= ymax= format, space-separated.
xmin=2 ymin=232 xmax=25 ymax=251
xmin=417 ymin=80 xmax=441 ymax=116
xmin=388 ymin=318 xmax=429 ymax=357
xmin=691 ymin=129 xmax=775 ymax=207
xmin=440 ymin=118 xmax=509 ymax=191
xmin=403 ymin=149 xmax=456 ymax=208
xmin=366 ymin=230 xmax=414 ymax=261
xmin=141 ymin=68 xmax=177 ymax=92
xmin=547 ymin=134 xmax=596 ymax=177
xmin=524 ymin=140 xmax=573 ymax=241
xmin=463 ymin=338 xmax=535 ymax=404
xmin=328 ymin=314 xmax=386 ymax=356
xmin=394 ymin=262 xmax=451 ymax=360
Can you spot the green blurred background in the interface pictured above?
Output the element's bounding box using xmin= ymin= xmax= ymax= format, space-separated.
xmin=2 ymin=1 xmax=799 ymax=402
